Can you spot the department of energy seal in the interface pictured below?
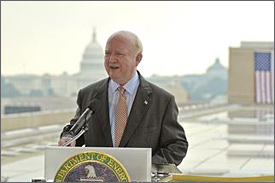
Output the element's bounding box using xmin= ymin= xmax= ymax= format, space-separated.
xmin=54 ymin=151 xmax=131 ymax=182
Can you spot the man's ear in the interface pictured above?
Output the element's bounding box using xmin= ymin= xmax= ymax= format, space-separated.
xmin=136 ymin=53 xmax=143 ymax=66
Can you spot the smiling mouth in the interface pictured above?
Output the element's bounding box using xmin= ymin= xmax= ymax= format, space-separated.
xmin=110 ymin=65 xmax=120 ymax=69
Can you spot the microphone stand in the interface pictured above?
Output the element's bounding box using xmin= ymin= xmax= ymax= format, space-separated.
xmin=62 ymin=112 xmax=90 ymax=147
xmin=62 ymin=125 xmax=88 ymax=147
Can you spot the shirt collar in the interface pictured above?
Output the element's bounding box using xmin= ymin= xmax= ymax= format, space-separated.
xmin=109 ymin=72 xmax=139 ymax=95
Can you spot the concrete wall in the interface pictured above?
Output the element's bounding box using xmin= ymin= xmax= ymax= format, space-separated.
xmin=228 ymin=48 xmax=255 ymax=104
xmin=1 ymin=110 xmax=75 ymax=132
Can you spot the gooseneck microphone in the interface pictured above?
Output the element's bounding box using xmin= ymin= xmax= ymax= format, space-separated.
xmin=62 ymin=99 xmax=100 ymax=141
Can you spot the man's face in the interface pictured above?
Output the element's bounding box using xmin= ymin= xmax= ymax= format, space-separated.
xmin=104 ymin=35 xmax=140 ymax=85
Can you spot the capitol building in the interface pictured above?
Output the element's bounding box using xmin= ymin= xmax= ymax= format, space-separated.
xmin=5 ymin=30 xmax=107 ymax=97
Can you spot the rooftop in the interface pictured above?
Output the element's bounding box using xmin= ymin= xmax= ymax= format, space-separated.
xmin=1 ymin=103 xmax=274 ymax=181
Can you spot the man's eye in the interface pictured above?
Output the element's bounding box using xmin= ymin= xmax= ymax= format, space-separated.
xmin=116 ymin=52 xmax=124 ymax=56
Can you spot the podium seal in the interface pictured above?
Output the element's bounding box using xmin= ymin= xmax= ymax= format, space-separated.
xmin=54 ymin=151 xmax=131 ymax=182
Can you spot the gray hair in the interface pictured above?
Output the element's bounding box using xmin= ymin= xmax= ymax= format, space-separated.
xmin=133 ymin=33 xmax=143 ymax=54
xmin=108 ymin=31 xmax=143 ymax=54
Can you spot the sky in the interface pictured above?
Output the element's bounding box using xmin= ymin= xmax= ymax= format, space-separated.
xmin=1 ymin=1 xmax=274 ymax=77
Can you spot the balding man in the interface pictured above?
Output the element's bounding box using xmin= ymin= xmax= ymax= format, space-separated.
xmin=58 ymin=31 xmax=188 ymax=166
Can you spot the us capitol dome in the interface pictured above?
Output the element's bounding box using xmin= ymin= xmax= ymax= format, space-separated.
xmin=74 ymin=29 xmax=107 ymax=88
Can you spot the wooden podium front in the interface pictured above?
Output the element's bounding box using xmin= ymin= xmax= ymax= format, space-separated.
xmin=44 ymin=146 xmax=151 ymax=182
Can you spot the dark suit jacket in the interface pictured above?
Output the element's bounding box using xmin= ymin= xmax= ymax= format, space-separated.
xmin=61 ymin=72 xmax=188 ymax=166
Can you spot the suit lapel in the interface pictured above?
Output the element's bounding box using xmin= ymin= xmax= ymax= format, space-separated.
xmin=120 ymin=73 xmax=152 ymax=147
xmin=93 ymin=78 xmax=113 ymax=146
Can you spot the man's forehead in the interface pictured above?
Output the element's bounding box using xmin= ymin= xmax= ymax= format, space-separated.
xmin=106 ymin=38 xmax=133 ymax=50
xmin=105 ymin=47 xmax=129 ymax=54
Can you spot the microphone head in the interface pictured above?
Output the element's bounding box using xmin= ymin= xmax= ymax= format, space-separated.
xmin=88 ymin=99 xmax=101 ymax=112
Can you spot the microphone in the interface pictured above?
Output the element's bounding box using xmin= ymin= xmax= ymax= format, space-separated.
xmin=63 ymin=99 xmax=100 ymax=138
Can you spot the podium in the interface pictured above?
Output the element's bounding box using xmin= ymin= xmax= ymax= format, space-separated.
xmin=44 ymin=146 xmax=151 ymax=182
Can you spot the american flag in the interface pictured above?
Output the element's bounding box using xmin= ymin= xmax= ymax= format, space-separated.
xmin=254 ymin=51 xmax=274 ymax=104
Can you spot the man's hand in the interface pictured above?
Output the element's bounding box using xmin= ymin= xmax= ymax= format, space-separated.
xmin=58 ymin=136 xmax=76 ymax=147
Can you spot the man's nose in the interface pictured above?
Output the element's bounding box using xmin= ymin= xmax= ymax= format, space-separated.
xmin=108 ymin=54 xmax=117 ymax=63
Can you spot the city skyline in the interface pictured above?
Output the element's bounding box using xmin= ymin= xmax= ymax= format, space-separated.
xmin=1 ymin=1 xmax=274 ymax=77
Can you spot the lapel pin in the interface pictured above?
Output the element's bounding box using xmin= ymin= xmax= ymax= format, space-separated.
xmin=144 ymin=100 xmax=148 ymax=105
